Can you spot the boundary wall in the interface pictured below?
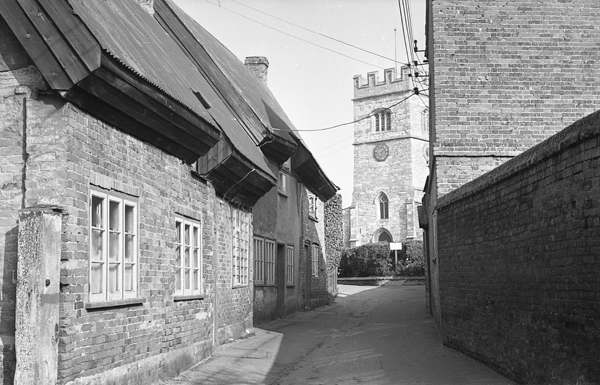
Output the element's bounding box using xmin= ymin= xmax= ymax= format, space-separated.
xmin=436 ymin=111 xmax=600 ymax=384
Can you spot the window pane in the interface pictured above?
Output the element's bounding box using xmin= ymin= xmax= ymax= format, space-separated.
xmin=185 ymin=269 xmax=190 ymax=289
xmin=91 ymin=262 xmax=103 ymax=294
xmin=175 ymin=267 xmax=182 ymax=291
xmin=109 ymin=263 xmax=119 ymax=293
xmin=176 ymin=221 xmax=182 ymax=243
xmin=185 ymin=247 xmax=190 ymax=267
xmin=185 ymin=224 xmax=190 ymax=246
xmin=124 ymin=264 xmax=133 ymax=292
xmin=125 ymin=205 xmax=134 ymax=233
xmin=91 ymin=196 xmax=103 ymax=228
xmin=109 ymin=232 xmax=119 ymax=261
xmin=109 ymin=201 xmax=120 ymax=231
xmin=125 ymin=234 xmax=134 ymax=261
xmin=193 ymin=249 xmax=198 ymax=268
xmin=91 ymin=229 xmax=103 ymax=261
xmin=193 ymin=270 xmax=199 ymax=290
xmin=193 ymin=226 xmax=199 ymax=247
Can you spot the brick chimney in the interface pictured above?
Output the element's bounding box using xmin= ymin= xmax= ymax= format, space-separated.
xmin=134 ymin=0 xmax=154 ymax=15
xmin=244 ymin=56 xmax=269 ymax=86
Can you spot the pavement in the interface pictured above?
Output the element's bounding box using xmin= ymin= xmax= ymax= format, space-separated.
xmin=154 ymin=284 xmax=515 ymax=385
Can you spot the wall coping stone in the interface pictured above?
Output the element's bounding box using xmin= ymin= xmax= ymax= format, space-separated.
xmin=437 ymin=110 xmax=600 ymax=209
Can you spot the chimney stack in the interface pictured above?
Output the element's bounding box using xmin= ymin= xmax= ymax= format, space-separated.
xmin=244 ymin=56 xmax=269 ymax=86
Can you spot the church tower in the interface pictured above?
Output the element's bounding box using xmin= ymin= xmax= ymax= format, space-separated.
xmin=347 ymin=67 xmax=428 ymax=247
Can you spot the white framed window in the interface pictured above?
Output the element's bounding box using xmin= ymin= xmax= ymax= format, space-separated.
xmin=265 ymin=240 xmax=276 ymax=285
xmin=253 ymin=237 xmax=265 ymax=284
xmin=175 ymin=217 xmax=202 ymax=296
xmin=308 ymin=194 xmax=318 ymax=220
xmin=286 ymin=245 xmax=294 ymax=286
xmin=278 ymin=171 xmax=288 ymax=196
xmin=373 ymin=109 xmax=392 ymax=132
xmin=232 ymin=208 xmax=250 ymax=286
xmin=90 ymin=189 xmax=138 ymax=303
xmin=311 ymin=244 xmax=320 ymax=277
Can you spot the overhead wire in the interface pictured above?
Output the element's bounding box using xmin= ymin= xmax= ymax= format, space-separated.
xmin=202 ymin=0 xmax=388 ymax=69
xmin=229 ymin=0 xmax=406 ymax=66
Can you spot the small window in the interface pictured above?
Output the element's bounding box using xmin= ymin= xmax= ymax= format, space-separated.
xmin=175 ymin=217 xmax=202 ymax=296
xmin=286 ymin=246 xmax=294 ymax=286
xmin=308 ymin=194 xmax=318 ymax=220
xmin=90 ymin=189 xmax=138 ymax=303
xmin=253 ymin=237 xmax=265 ymax=284
xmin=265 ymin=240 xmax=276 ymax=285
xmin=311 ymin=244 xmax=320 ymax=277
xmin=278 ymin=171 xmax=288 ymax=196
xmin=379 ymin=193 xmax=389 ymax=219
xmin=373 ymin=109 xmax=392 ymax=132
xmin=232 ymin=208 xmax=250 ymax=287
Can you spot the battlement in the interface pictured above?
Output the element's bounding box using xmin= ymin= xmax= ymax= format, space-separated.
xmin=353 ymin=67 xmax=412 ymax=99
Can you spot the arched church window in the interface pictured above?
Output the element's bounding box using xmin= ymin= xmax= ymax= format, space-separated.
xmin=379 ymin=193 xmax=389 ymax=219
xmin=373 ymin=109 xmax=392 ymax=132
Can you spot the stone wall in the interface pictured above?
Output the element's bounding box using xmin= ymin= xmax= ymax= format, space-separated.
xmin=436 ymin=111 xmax=600 ymax=384
xmin=351 ymin=67 xmax=428 ymax=244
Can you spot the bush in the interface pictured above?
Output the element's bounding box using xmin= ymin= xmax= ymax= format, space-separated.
xmin=339 ymin=243 xmax=392 ymax=277
xmin=398 ymin=239 xmax=424 ymax=276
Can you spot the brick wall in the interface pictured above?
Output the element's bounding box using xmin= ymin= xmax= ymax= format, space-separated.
xmin=436 ymin=111 xmax=600 ymax=384
xmin=431 ymin=0 xmax=600 ymax=196
xmin=0 ymin=89 xmax=254 ymax=383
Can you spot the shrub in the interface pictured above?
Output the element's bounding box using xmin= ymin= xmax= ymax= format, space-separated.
xmin=398 ymin=239 xmax=424 ymax=276
xmin=339 ymin=243 xmax=392 ymax=277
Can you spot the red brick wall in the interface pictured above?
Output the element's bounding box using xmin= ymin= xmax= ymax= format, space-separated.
xmin=436 ymin=111 xmax=600 ymax=384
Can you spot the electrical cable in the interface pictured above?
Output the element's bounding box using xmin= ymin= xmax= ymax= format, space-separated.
xmin=202 ymin=0 xmax=388 ymax=69
xmin=229 ymin=0 xmax=406 ymax=66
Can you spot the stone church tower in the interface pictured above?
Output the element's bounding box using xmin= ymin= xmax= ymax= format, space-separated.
xmin=347 ymin=67 xmax=428 ymax=247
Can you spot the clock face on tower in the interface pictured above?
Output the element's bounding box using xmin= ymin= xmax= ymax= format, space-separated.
xmin=373 ymin=144 xmax=389 ymax=162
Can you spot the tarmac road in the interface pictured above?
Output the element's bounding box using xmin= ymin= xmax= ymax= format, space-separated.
xmin=156 ymin=283 xmax=515 ymax=385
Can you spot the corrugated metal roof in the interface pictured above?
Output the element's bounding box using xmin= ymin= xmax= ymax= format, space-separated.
xmin=68 ymin=0 xmax=273 ymax=178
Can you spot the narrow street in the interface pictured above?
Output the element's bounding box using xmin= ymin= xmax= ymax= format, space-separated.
xmin=157 ymin=284 xmax=515 ymax=385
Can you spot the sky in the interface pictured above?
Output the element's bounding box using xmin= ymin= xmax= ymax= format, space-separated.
xmin=172 ymin=0 xmax=426 ymax=207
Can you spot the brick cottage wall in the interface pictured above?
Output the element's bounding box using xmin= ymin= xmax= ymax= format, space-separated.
xmin=436 ymin=111 xmax=600 ymax=385
xmin=0 ymin=90 xmax=253 ymax=384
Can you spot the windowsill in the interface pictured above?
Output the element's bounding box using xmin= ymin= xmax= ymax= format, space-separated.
xmin=286 ymin=284 xmax=295 ymax=288
xmin=254 ymin=283 xmax=276 ymax=287
xmin=278 ymin=191 xmax=288 ymax=197
xmin=309 ymin=215 xmax=318 ymax=222
xmin=173 ymin=294 xmax=206 ymax=302
xmin=85 ymin=298 xmax=145 ymax=310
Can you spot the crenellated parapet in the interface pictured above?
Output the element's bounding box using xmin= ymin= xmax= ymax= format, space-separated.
xmin=353 ymin=66 xmax=412 ymax=100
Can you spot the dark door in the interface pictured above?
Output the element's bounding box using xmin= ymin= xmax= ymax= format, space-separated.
xmin=276 ymin=243 xmax=286 ymax=318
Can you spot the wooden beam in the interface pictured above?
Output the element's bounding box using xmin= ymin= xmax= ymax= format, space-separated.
xmin=17 ymin=0 xmax=89 ymax=84
xmin=37 ymin=0 xmax=100 ymax=72
xmin=64 ymin=86 xmax=201 ymax=163
xmin=77 ymin=71 xmax=213 ymax=158
xmin=100 ymin=54 xmax=220 ymax=148
xmin=0 ymin=0 xmax=73 ymax=89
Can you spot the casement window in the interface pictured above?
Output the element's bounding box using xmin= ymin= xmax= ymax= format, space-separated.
xmin=265 ymin=240 xmax=276 ymax=285
xmin=232 ymin=208 xmax=250 ymax=286
xmin=373 ymin=109 xmax=392 ymax=132
xmin=175 ymin=217 xmax=202 ymax=296
xmin=308 ymin=194 xmax=318 ymax=220
xmin=90 ymin=189 xmax=138 ymax=302
xmin=379 ymin=193 xmax=389 ymax=219
xmin=278 ymin=171 xmax=289 ymax=196
xmin=253 ymin=237 xmax=277 ymax=286
xmin=311 ymin=244 xmax=320 ymax=277
xmin=253 ymin=237 xmax=264 ymax=284
xmin=286 ymin=245 xmax=295 ymax=286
